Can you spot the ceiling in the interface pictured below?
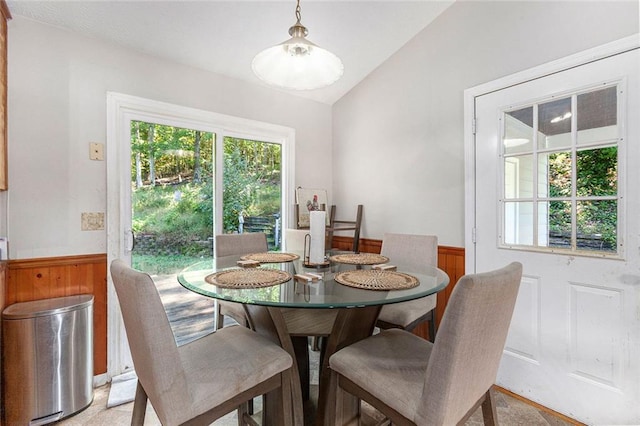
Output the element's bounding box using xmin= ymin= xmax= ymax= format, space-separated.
xmin=6 ymin=0 xmax=455 ymax=105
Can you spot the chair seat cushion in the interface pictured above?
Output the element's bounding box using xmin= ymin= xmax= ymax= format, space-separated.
xmin=179 ymin=325 xmax=292 ymax=418
xmin=377 ymin=294 xmax=436 ymax=328
xmin=329 ymin=328 xmax=433 ymax=420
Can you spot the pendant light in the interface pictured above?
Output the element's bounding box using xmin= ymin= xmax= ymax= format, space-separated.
xmin=252 ymin=0 xmax=344 ymax=90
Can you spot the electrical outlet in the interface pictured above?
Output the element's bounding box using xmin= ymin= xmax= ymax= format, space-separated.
xmin=81 ymin=212 xmax=105 ymax=231
xmin=90 ymin=142 xmax=104 ymax=161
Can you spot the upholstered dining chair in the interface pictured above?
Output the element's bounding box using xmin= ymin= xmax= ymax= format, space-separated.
xmin=328 ymin=262 xmax=523 ymax=426
xmin=110 ymin=259 xmax=297 ymax=426
xmin=375 ymin=233 xmax=438 ymax=341
xmin=215 ymin=232 xmax=268 ymax=330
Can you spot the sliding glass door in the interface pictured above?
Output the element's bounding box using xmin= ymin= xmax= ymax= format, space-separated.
xmin=107 ymin=93 xmax=295 ymax=375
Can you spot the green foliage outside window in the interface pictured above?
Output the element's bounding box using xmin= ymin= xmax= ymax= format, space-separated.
xmin=222 ymin=137 xmax=282 ymax=233
xmin=548 ymin=146 xmax=618 ymax=250
xmin=130 ymin=122 xmax=282 ymax=250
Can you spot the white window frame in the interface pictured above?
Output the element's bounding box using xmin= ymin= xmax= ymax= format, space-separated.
xmin=106 ymin=92 xmax=295 ymax=378
xmin=497 ymin=81 xmax=624 ymax=258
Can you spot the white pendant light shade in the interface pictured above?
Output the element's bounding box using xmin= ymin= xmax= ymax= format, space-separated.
xmin=252 ymin=0 xmax=344 ymax=91
xmin=252 ymin=39 xmax=343 ymax=90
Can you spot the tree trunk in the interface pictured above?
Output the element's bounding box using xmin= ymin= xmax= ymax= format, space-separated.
xmin=134 ymin=122 xmax=143 ymax=188
xmin=148 ymin=123 xmax=156 ymax=186
xmin=135 ymin=153 xmax=143 ymax=188
xmin=193 ymin=130 xmax=201 ymax=183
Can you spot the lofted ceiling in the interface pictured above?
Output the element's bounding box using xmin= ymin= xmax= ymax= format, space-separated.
xmin=6 ymin=0 xmax=455 ymax=105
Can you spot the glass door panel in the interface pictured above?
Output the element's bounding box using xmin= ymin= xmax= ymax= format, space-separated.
xmin=499 ymin=83 xmax=621 ymax=256
xmin=129 ymin=120 xmax=216 ymax=344
xmin=222 ymin=136 xmax=283 ymax=250
xmin=130 ymin=121 xmax=215 ymax=276
xmin=539 ymin=97 xmax=572 ymax=150
xmin=577 ymin=86 xmax=617 ymax=145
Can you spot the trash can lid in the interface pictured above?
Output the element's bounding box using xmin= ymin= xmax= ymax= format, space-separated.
xmin=2 ymin=295 xmax=94 ymax=319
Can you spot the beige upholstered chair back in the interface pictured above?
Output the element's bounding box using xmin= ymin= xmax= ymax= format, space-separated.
xmin=381 ymin=233 xmax=438 ymax=272
xmin=110 ymin=260 xmax=190 ymax=425
xmin=418 ymin=262 xmax=522 ymax=425
xmin=215 ymin=232 xmax=268 ymax=257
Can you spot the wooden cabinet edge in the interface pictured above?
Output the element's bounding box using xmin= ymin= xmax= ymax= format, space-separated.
xmin=0 ymin=1 xmax=8 ymax=192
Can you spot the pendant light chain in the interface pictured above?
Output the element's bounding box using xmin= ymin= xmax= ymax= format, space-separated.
xmin=295 ymin=0 xmax=302 ymax=24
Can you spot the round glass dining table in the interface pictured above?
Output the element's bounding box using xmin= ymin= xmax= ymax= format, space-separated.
xmin=178 ymin=254 xmax=449 ymax=309
xmin=178 ymin=253 xmax=449 ymax=426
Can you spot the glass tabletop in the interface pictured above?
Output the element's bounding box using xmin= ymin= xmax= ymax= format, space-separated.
xmin=178 ymin=253 xmax=450 ymax=309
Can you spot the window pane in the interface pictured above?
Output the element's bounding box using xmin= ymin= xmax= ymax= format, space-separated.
xmin=576 ymin=146 xmax=617 ymax=196
xmin=545 ymin=151 xmax=572 ymax=198
xmin=504 ymin=201 xmax=533 ymax=245
xmin=577 ymin=200 xmax=617 ymax=253
xmin=538 ymin=153 xmax=549 ymax=197
xmin=499 ymin=84 xmax=621 ymax=256
xmin=504 ymin=107 xmax=533 ymax=154
xmin=504 ymin=155 xmax=533 ymax=198
xmin=539 ymin=97 xmax=572 ymax=150
xmin=130 ymin=121 xmax=215 ymax=275
xmin=577 ymin=86 xmax=617 ymax=145
xmin=538 ymin=201 xmax=549 ymax=247
xmin=548 ymin=200 xmax=572 ymax=249
xmin=223 ymin=137 xmax=283 ymax=249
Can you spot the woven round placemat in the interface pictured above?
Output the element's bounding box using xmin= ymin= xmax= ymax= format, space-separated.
xmin=329 ymin=253 xmax=389 ymax=265
xmin=240 ymin=252 xmax=300 ymax=263
xmin=334 ymin=270 xmax=419 ymax=291
xmin=205 ymin=268 xmax=292 ymax=289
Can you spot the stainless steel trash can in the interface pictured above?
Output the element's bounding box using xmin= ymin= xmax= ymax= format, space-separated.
xmin=3 ymin=295 xmax=94 ymax=425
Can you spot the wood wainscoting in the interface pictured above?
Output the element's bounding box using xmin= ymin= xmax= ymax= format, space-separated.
xmin=5 ymin=254 xmax=107 ymax=375
xmin=0 ymin=261 xmax=5 ymax=425
xmin=332 ymin=236 xmax=466 ymax=340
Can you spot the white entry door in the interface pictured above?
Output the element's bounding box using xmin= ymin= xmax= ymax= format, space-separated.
xmin=470 ymin=44 xmax=639 ymax=424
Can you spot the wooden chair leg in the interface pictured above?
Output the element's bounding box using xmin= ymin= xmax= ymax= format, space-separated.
xmin=280 ymin=369 xmax=294 ymax=426
xmin=329 ymin=371 xmax=361 ymax=426
xmin=237 ymin=402 xmax=248 ymax=426
xmin=131 ymin=380 xmax=148 ymax=426
xmin=326 ymin=369 xmax=339 ymax=426
xmin=427 ymin=311 xmax=436 ymax=343
xmin=218 ymin=306 xmax=255 ymax=415
xmin=215 ymin=302 xmax=224 ymax=330
xmin=311 ymin=336 xmax=320 ymax=351
xmin=481 ymin=389 xmax=498 ymax=426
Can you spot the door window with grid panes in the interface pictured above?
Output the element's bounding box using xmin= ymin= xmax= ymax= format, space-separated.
xmin=500 ymin=84 xmax=621 ymax=255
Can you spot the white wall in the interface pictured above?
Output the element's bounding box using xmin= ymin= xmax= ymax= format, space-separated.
xmin=7 ymin=17 xmax=332 ymax=259
xmin=6 ymin=3 xmax=639 ymax=257
xmin=332 ymin=1 xmax=639 ymax=247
